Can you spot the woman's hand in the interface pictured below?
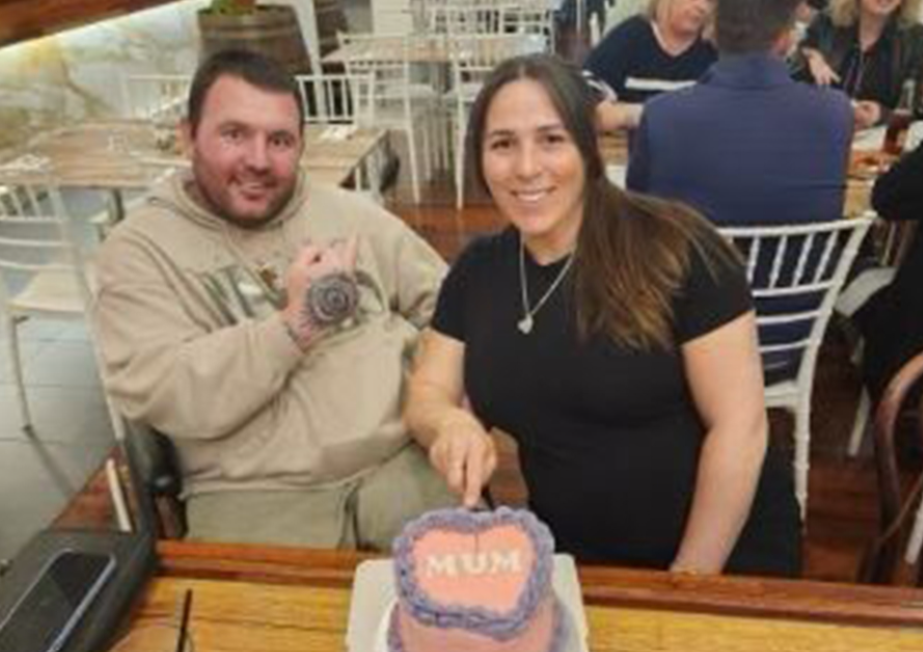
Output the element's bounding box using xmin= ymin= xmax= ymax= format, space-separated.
xmin=595 ymin=100 xmax=643 ymax=133
xmin=853 ymin=100 xmax=883 ymax=130
xmin=804 ymin=49 xmax=840 ymax=87
xmin=428 ymin=410 xmax=497 ymax=508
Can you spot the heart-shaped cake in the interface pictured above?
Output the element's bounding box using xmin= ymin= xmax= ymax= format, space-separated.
xmin=388 ymin=508 xmax=565 ymax=652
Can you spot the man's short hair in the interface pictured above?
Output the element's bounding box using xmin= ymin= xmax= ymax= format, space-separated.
xmin=186 ymin=49 xmax=305 ymax=134
xmin=714 ymin=0 xmax=801 ymax=54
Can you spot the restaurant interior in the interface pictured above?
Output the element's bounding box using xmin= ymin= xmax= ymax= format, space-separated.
xmin=1 ymin=0 xmax=923 ymax=650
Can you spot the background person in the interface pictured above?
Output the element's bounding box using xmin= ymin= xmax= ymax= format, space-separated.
xmin=94 ymin=50 xmax=455 ymax=549
xmin=587 ymin=0 xmax=717 ymax=131
xmin=855 ymin=142 xmax=923 ymax=400
xmin=794 ymin=0 xmax=923 ymax=129
xmin=626 ymin=0 xmax=852 ymax=382
xmin=405 ymin=54 xmax=801 ymax=576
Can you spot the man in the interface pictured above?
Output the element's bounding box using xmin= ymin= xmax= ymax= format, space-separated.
xmin=626 ymin=0 xmax=852 ymax=227
xmin=626 ymin=0 xmax=853 ymax=381
xmin=93 ymin=50 xmax=455 ymax=549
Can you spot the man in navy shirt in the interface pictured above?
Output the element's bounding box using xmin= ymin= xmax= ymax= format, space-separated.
xmin=625 ymin=0 xmax=851 ymax=227
xmin=626 ymin=0 xmax=853 ymax=381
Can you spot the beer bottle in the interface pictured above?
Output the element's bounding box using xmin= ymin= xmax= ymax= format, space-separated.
xmin=883 ymin=79 xmax=916 ymax=155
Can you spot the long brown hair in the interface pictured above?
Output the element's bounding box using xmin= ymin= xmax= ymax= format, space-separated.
xmin=465 ymin=54 xmax=737 ymax=351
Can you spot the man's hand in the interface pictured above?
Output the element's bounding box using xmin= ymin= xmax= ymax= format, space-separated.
xmin=853 ymin=100 xmax=884 ymax=130
xmin=282 ymin=236 xmax=359 ymax=349
xmin=428 ymin=411 xmax=497 ymax=508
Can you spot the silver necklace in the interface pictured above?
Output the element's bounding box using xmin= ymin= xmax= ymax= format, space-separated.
xmin=517 ymin=239 xmax=574 ymax=335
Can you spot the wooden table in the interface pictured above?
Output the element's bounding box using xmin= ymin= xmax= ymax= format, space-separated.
xmin=0 ymin=120 xmax=388 ymax=193
xmin=111 ymin=541 xmax=923 ymax=652
xmin=323 ymin=33 xmax=547 ymax=66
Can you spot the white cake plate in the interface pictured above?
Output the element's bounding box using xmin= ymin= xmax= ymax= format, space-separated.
xmin=346 ymin=555 xmax=589 ymax=652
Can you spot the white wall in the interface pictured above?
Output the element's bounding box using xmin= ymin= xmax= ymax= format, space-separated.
xmin=0 ymin=0 xmax=208 ymax=151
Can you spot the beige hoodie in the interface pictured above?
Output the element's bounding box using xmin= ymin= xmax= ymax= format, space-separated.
xmin=93 ymin=171 xmax=446 ymax=497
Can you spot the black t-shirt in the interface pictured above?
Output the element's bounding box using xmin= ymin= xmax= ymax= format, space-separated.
xmin=583 ymin=15 xmax=717 ymax=104
xmin=432 ymin=227 xmax=801 ymax=575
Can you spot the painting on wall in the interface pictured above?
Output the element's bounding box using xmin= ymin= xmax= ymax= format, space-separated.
xmin=0 ymin=0 xmax=207 ymax=151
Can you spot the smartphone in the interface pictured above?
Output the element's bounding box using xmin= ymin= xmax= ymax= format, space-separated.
xmin=0 ymin=549 xmax=117 ymax=652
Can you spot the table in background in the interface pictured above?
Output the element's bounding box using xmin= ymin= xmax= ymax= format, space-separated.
xmin=113 ymin=541 xmax=923 ymax=652
xmin=323 ymin=33 xmax=548 ymax=66
xmin=0 ymin=120 xmax=388 ymax=204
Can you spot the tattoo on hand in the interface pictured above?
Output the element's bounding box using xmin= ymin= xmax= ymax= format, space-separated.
xmin=304 ymin=272 xmax=359 ymax=329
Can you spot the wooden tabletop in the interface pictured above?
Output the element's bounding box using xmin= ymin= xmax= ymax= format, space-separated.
xmin=323 ymin=33 xmax=547 ymax=66
xmin=0 ymin=120 xmax=387 ymax=191
xmin=109 ymin=540 xmax=923 ymax=652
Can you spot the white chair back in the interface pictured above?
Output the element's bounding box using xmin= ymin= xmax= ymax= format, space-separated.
xmin=0 ymin=177 xmax=127 ymax=444
xmin=0 ymin=181 xmax=93 ymax=314
xmin=294 ymin=72 xmax=376 ymax=126
xmin=447 ymin=34 xmax=546 ymax=208
xmin=501 ymin=4 xmax=554 ymax=48
xmin=719 ymin=215 xmax=874 ymax=515
xmin=428 ymin=2 xmax=505 ymax=35
xmin=337 ymin=32 xmax=442 ymax=203
xmin=428 ymin=1 xmax=553 ymax=49
xmin=338 ymin=33 xmax=417 ymax=106
xmin=0 ymin=178 xmax=131 ymax=529
xmin=120 ymin=74 xmax=192 ymax=123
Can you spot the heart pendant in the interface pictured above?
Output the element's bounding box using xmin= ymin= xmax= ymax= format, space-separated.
xmin=517 ymin=315 xmax=533 ymax=334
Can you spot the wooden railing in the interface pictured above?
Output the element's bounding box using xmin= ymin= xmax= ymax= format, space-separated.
xmin=0 ymin=0 xmax=177 ymax=47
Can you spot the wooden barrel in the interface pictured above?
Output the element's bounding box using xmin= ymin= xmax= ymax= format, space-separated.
xmin=198 ymin=4 xmax=312 ymax=75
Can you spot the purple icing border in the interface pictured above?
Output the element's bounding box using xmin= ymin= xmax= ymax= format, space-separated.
xmin=387 ymin=596 xmax=570 ymax=652
xmin=392 ymin=507 xmax=555 ymax=642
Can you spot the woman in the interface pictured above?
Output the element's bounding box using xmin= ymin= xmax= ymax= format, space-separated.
xmin=795 ymin=0 xmax=923 ymax=129
xmin=586 ymin=0 xmax=717 ymax=131
xmin=856 ymin=141 xmax=923 ymax=399
xmin=405 ymin=55 xmax=801 ymax=576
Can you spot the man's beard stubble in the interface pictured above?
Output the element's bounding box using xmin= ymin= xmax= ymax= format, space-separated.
xmin=186 ymin=168 xmax=298 ymax=230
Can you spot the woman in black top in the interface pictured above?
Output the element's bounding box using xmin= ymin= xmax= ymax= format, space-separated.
xmin=857 ymin=142 xmax=923 ymax=398
xmin=404 ymin=54 xmax=801 ymax=576
xmin=590 ymin=0 xmax=717 ymax=132
xmin=795 ymin=0 xmax=923 ymax=129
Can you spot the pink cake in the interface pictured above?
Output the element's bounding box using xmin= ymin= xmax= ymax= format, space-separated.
xmin=388 ymin=507 xmax=566 ymax=652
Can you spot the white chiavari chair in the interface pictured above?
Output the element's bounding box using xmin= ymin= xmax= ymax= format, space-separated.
xmin=296 ymin=71 xmax=376 ymax=126
xmin=719 ymin=216 xmax=873 ymax=518
xmin=337 ymin=32 xmax=442 ymax=203
xmin=428 ymin=2 xmax=505 ymax=35
xmin=0 ymin=177 xmax=131 ymax=528
xmin=120 ymin=73 xmax=191 ymax=123
xmin=294 ymin=71 xmax=385 ymax=199
xmin=501 ymin=3 xmax=555 ymax=50
xmin=446 ymin=34 xmax=546 ymax=208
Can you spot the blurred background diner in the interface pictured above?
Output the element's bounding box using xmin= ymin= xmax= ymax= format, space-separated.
xmin=2 ymin=0 xmax=923 ymax=592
